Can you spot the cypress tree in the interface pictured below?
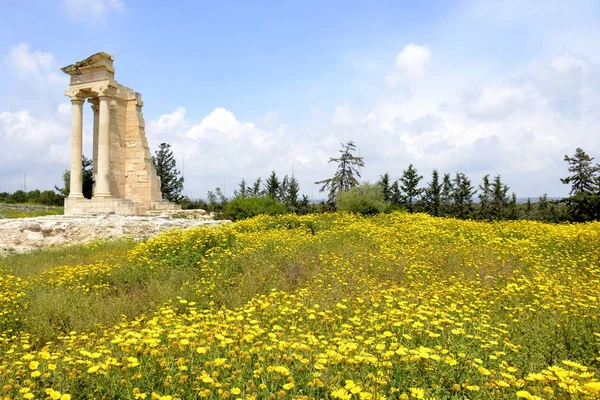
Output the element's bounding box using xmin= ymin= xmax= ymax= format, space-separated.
xmin=378 ymin=173 xmax=392 ymax=202
xmin=478 ymin=175 xmax=492 ymax=220
xmin=423 ymin=170 xmax=442 ymax=216
xmin=399 ymin=164 xmax=423 ymax=212
xmin=440 ymin=173 xmax=453 ymax=216
xmin=452 ymin=173 xmax=475 ymax=219
xmin=152 ymin=143 xmax=184 ymax=202
xmin=264 ymin=171 xmax=280 ymax=199
xmin=490 ymin=174 xmax=510 ymax=220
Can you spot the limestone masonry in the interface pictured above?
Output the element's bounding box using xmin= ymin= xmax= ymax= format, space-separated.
xmin=61 ymin=52 xmax=180 ymax=216
xmin=0 ymin=213 xmax=227 ymax=256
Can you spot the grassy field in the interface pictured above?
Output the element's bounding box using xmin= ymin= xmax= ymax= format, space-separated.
xmin=0 ymin=204 xmax=63 ymax=219
xmin=0 ymin=212 xmax=599 ymax=399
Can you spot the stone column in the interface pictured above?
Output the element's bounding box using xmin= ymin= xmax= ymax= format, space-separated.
xmin=69 ymin=94 xmax=85 ymax=198
xmin=89 ymin=100 xmax=99 ymax=197
xmin=95 ymin=94 xmax=112 ymax=198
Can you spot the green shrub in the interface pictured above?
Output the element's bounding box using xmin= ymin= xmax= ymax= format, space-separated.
xmin=222 ymin=196 xmax=288 ymax=221
xmin=336 ymin=183 xmax=389 ymax=215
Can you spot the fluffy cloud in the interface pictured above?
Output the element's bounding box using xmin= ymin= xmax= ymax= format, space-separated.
xmin=1 ymin=35 xmax=599 ymax=200
xmin=0 ymin=45 xmax=73 ymax=191
xmin=395 ymin=44 xmax=431 ymax=78
xmin=147 ymin=107 xmax=309 ymax=198
xmin=145 ymin=45 xmax=599 ymax=199
xmin=62 ymin=0 xmax=125 ymax=20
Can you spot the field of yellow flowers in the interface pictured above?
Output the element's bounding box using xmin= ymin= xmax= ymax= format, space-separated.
xmin=0 ymin=212 xmax=599 ymax=399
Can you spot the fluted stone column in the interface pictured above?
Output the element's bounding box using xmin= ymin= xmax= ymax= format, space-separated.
xmin=95 ymin=95 xmax=112 ymax=198
xmin=90 ymin=100 xmax=99 ymax=197
xmin=69 ymin=95 xmax=84 ymax=198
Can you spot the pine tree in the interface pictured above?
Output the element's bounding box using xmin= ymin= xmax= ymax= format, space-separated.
xmin=378 ymin=173 xmax=392 ymax=202
xmin=234 ymin=179 xmax=248 ymax=199
xmin=264 ymin=171 xmax=280 ymax=199
xmin=423 ymin=170 xmax=442 ymax=216
xmin=560 ymin=148 xmax=600 ymax=221
xmin=152 ymin=143 xmax=184 ymax=202
xmin=285 ymin=176 xmax=300 ymax=211
xmin=507 ymin=193 xmax=519 ymax=220
xmin=538 ymin=194 xmax=549 ymax=221
xmin=561 ymin=148 xmax=600 ymax=195
xmin=399 ymin=164 xmax=423 ymax=212
xmin=490 ymin=174 xmax=510 ymax=220
xmin=280 ymin=175 xmax=290 ymax=202
xmin=315 ymin=141 xmax=365 ymax=204
xmin=390 ymin=180 xmax=402 ymax=206
xmin=524 ymin=198 xmax=533 ymax=219
xmin=251 ymin=177 xmax=262 ymax=197
xmin=452 ymin=172 xmax=475 ymax=219
xmin=478 ymin=175 xmax=492 ymax=220
xmin=297 ymin=194 xmax=311 ymax=215
xmin=440 ymin=173 xmax=453 ymax=216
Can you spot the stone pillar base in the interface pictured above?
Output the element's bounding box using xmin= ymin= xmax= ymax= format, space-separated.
xmin=65 ymin=197 xmax=141 ymax=216
xmin=64 ymin=198 xmax=181 ymax=216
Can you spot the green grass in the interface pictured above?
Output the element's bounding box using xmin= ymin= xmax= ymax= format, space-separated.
xmin=0 ymin=203 xmax=63 ymax=219
xmin=0 ymin=238 xmax=135 ymax=278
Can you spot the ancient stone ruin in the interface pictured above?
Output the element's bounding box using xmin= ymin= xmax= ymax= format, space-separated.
xmin=61 ymin=52 xmax=180 ymax=216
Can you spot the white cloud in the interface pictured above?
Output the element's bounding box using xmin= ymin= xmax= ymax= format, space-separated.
xmin=395 ymin=44 xmax=431 ymax=78
xmin=62 ymin=0 xmax=125 ymax=20
xmin=149 ymin=107 xmax=187 ymax=133
xmin=1 ymin=43 xmax=65 ymax=86
xmin=551 ymin=53 xmax=591 ymax=74
xmin=2 ymin=43 xmax=54 ymax=76
xmin=461 ymin=82 xmax=542 ymax=119
xmin=332 ymin=106 xmax=356 ymax=126
xmin=0 ymin=110 xmax=71 ymax=188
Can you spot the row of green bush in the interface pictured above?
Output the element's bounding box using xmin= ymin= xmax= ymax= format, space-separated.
xmin=0 ymin=190 xmax=63 ymax=206
xmin=205 ymin=183 xmax=569 ymax=222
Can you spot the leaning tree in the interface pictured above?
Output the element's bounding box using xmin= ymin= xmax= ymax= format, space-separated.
xmin=315 ymin=141 xmax=365 ymax=204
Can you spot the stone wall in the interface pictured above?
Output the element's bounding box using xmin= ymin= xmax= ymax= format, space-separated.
xmin=0 ymin=214 xmax=228 ymax=256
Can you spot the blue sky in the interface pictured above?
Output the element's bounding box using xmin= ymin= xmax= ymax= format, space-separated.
xmin=1 ymin=0 xmax=600 ymax=199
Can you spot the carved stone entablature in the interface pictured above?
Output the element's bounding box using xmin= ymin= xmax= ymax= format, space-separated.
xmin=65 ymin=89 xmax=86 ymax=103
xmin=61 ymin=52 xmax=115 ymax=85
xmin=90 ymin=84 xmax=117 ymax=99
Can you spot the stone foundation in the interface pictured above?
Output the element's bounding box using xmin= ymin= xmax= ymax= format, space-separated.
xmin=0 ymin=214 xmax=228 ymax=256
xmin=64 ymin=198 xmax=182 ymax=216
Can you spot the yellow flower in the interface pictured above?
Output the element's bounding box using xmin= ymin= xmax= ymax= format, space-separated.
xmin=410 ymin=387 xmax=425 ymax=399
xmin=231 ymin=388 xmax=241 ymax=395
xmin=331 ymin=388 xmax=351 ymax=400
xmin=87 ymin=365 xmax=100 ymax=374
xmin=44 ymin=389 xmax=62 ymax=400
xmin=516 ymin=390 xmax=532 ymax=399
xmin=28 ymin=361 xmax=39 ymax=370
xmin=584 ymin=381 xmax=600 ymax=392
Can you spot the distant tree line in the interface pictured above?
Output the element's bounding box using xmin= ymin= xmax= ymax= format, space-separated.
xmin=2 ymin=141 xmax=598 ymax=223
xmin=183 ymin=171 xmax=315 ymax=220
xmin=0 ymin=189 xmax=63 ymax=207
